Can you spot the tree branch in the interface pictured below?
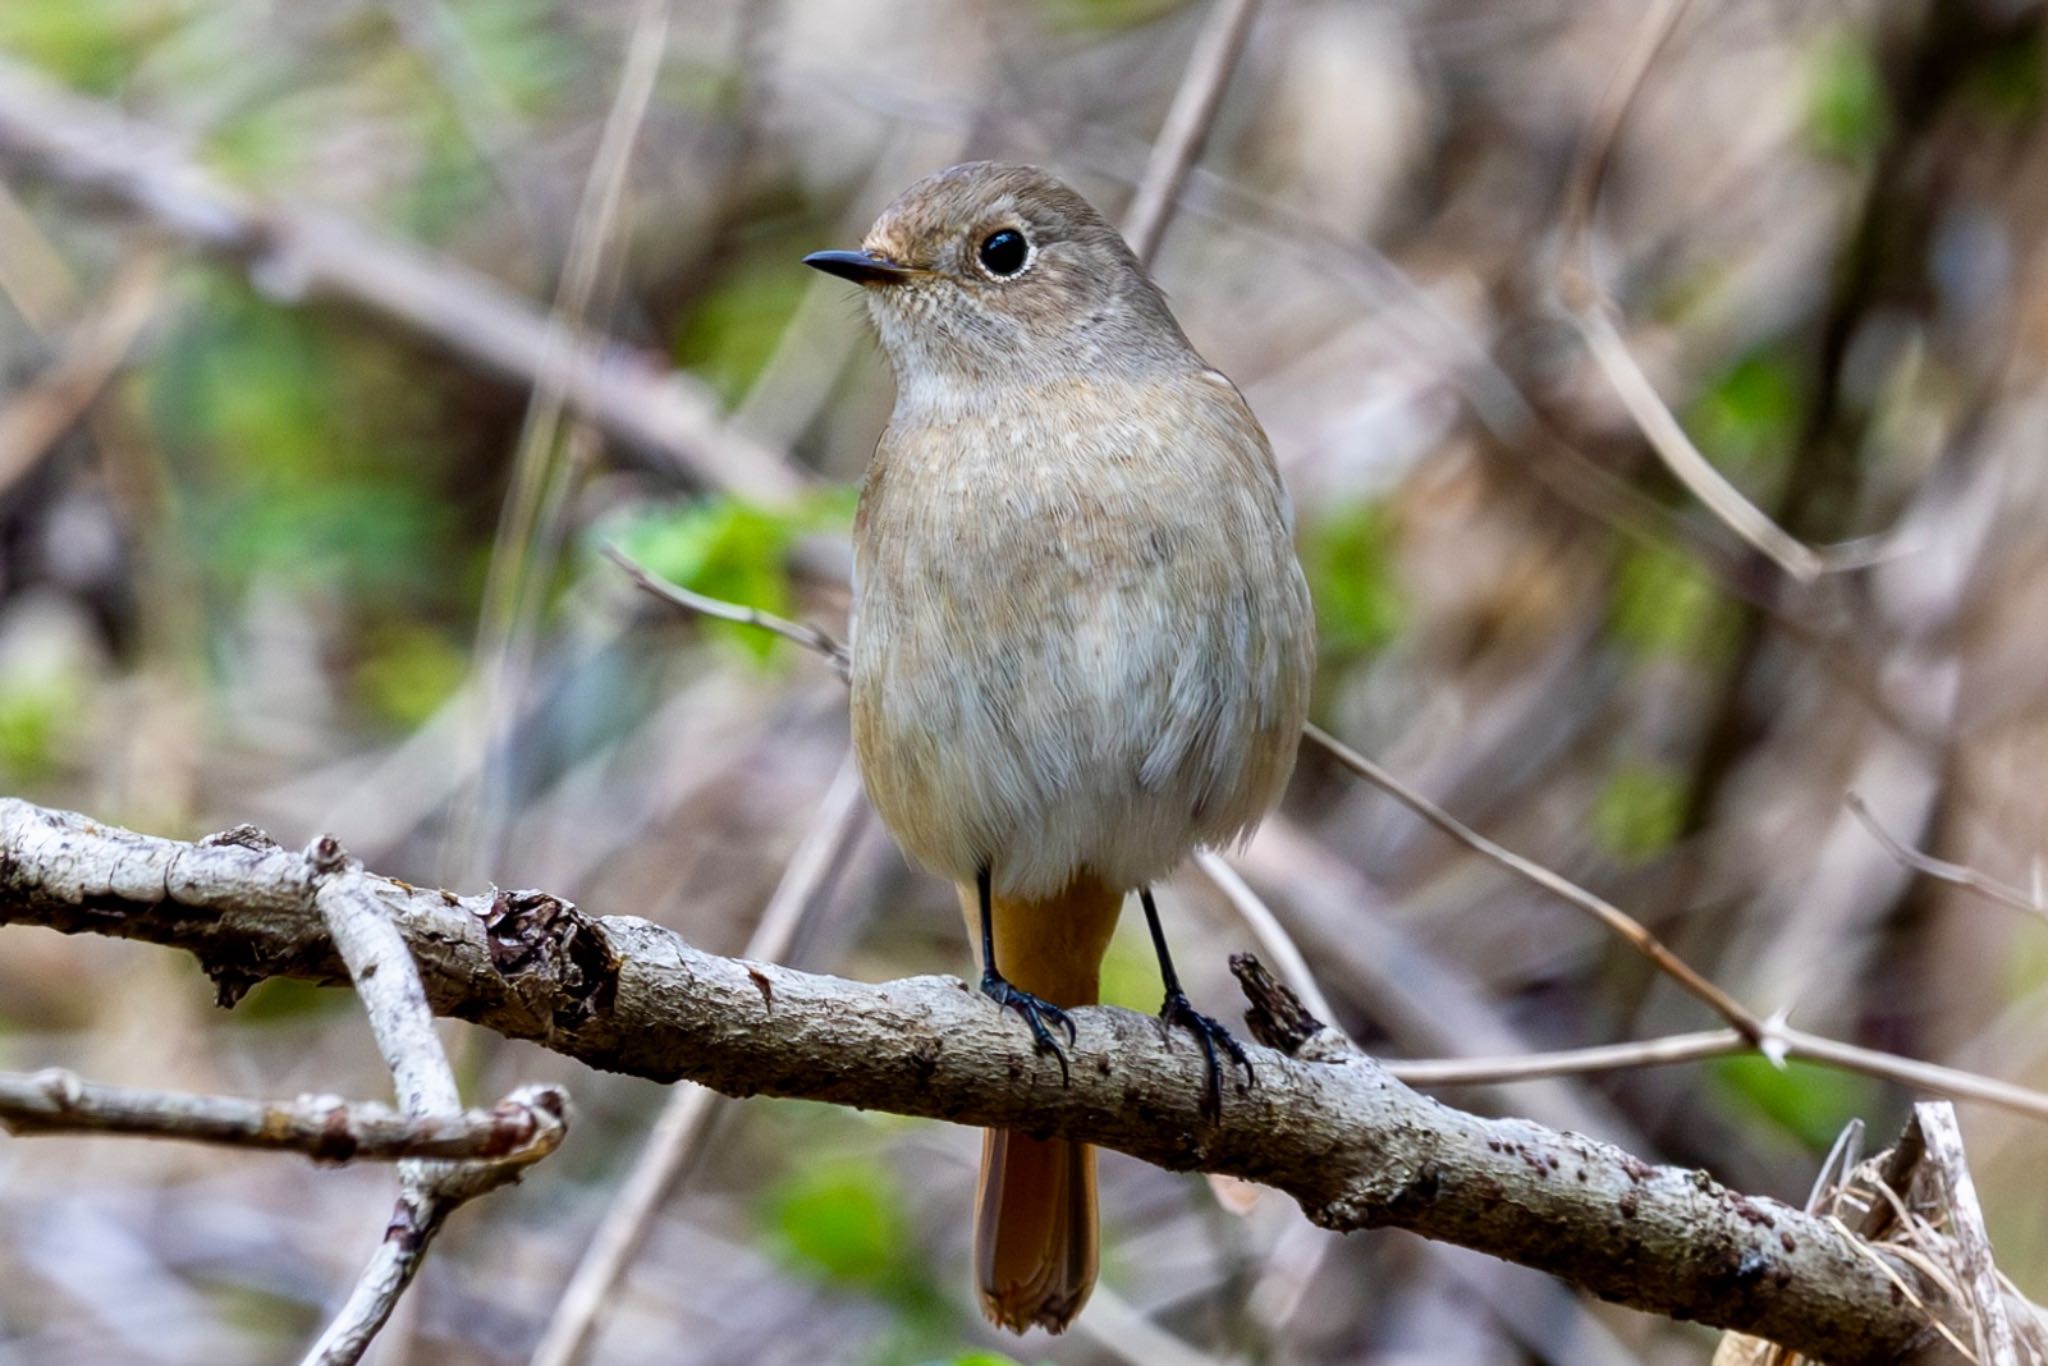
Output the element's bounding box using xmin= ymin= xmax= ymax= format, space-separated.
xmin=0 ymin=795 xmax=2004 ymax=1362
xmin=0 ymin=1068 xmax=565 ymax=1164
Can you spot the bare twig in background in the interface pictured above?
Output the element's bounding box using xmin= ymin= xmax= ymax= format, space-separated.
xmin=1302 ymin=722 xmax=1774 ymax=1046
xmin=1553 ymin=0 xmax=1829 ymax=584
xmin=1387 ymin=1027 xmax=2048 ymax=1124
xmin=1123 ymin=0 xmax=1262 ymax=266
xmin=531 ymin=754 xmax=867 ymax=1366
xmin=0 ymin=1068 xmax=564 ymax=1164
xmin=0 ymin=794 xmax=2021 ymax=1363
xmin=453 ymin=0 xmax=678 ymax=887
xmin=1192 ymin=848 xmax=1341 ymax=1028
xmin=0 ymin=55 xmax=802 ymax=499
xmin=300 ymin=836 xmax=567 ymax=1366
xmin=1846 ymin=793 xmax=2046 ymax=920
xmin=0 ymin=248 xmax=162 ymax=497
xmin=602 ymin=542 xmax=850 ymax=677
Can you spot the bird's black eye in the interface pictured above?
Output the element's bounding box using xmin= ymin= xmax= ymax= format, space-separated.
xmin=977 ymin=229 xmax=1029 ymax=277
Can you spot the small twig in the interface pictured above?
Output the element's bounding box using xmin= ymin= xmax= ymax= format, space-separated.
xmin=1386 ymin=1030 xmax=1741 ymax=1087
xmin=1570 ymin=304 xmax=1826 ymax=582
xmin=603 ymin=542 xmax=850 ymax=678
xmin=1847 ymin=792 xmax=2046 ymax=920
xmin=0 ymin=248 xmax=162 ymax=498
xmin=530 ymin=754 xmax=867 ymax=1366
xmin=1302 ymin=722 xmax=1774 ymax=1048
xmin=1123 ymin=0 xmax=1262 ymax=267
xmin=0 ymin=1068 xmax=564 ymax=1164
xmin=1193 ymin=850 xmax=1342 ymax=1030
xmin=301 ymin=839 xmax=555 ymax=1366
xmin=1552 ymin=0 xmax=1834 ymax=584
xmin=1914 ymin=1103 xmax=2020 ymax=1366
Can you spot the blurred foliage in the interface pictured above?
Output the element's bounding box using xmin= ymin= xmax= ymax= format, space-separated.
xmin=1711 ymin=1056 xmax=1879 ymax=1153
xmin=672 ymin=245 xmax=816 ymax=406
xmin=1690 ymin=350 xmax=1801 ymax=489
xmin=1301 ymin=500 xmax=1402 ymax=669
xmin=0 ymin=675 xmax=74 ymax=784
xmin=1592 ymin=761 xmax=1687 ymax=865
xmin=0 ymin=0 xmax=184 ymax=93
xmin=1609 ymin=538 xmax=1731 ymax=663
xmin=608 ymin=489 xmax=855 ymax=662
xmin=1805 ymin=30 xmax=1890 ymax=163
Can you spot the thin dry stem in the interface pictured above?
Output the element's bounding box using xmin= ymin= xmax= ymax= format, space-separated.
xmin=0 ymin=1069 xmax=565 ymax=1164
xmin=1847 ymin=793 xmax=2046 ymax=920
xmin=530 ymin=754 xmax=867 ymax=1366
xmin=1123 ymin=0 xmax=1263 ymax=267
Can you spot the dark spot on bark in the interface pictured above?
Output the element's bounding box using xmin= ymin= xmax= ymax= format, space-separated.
xmin=311 ymin=1106 xmax=360 ymax=1164
xmin=308 ymin=834 xmax=349 ymax=876
xmin=746 ymin=967 xmax=774 ymax=1010
xmin=1621 ymin=1155 xmax=1652 ymax=1182
xmin=1619 ymin=1190 xmax=1640 ymax=1219
xmin=1575 ymin=1169 xmax=1587 ymax=1182
xmin=1729 ymin=1195 xmax=1775 ymax=1227
xmin=1387 ymin=1163 xmax=1441 ymax=1216
xmin=907 ymin=1038 xmax=940 ymax=1088
xmin=200 ymin=823 xmax=277 ymax=850
xmin=1780 ymin=1231 xmax=1797 ymax=1253
xmin=480 ymin=889 xmax=620 ymax=1027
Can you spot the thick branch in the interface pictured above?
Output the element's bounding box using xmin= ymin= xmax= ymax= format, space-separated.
xmin=0 ymin=797 xmax=1974 ymax=1361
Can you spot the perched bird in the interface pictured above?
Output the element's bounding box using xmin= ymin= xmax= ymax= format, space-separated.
xmin=805 ymin=162 xmax=1314 ymax=1334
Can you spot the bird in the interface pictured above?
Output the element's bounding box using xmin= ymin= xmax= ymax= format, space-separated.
xmin=804 ymin=161 xmax=1315 ymax=1335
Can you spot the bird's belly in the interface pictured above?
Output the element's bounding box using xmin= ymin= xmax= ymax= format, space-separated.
xmin=850 ymin=551 xmax=1293 ymax=899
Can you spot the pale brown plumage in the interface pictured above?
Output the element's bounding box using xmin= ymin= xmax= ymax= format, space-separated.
xmin=808 ymin=161 xmax=1314 ymax=1334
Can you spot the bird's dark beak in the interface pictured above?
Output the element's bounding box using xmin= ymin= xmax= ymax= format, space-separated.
xmin=803 ymin=249 xmax=914 ymax=287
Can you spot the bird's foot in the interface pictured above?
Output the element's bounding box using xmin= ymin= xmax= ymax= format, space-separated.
xmin=980 ymin=971 xmax=1076 ymax=1085
xmin=1159 ymin=989 xmax=1255 ymax=1121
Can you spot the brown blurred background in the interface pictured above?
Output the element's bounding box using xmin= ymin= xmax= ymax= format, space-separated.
xmin=2 ymin=0 xmax=2047 ymax=1361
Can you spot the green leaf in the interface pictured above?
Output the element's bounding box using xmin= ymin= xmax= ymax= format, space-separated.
xmin=1689 ymin=351 xmax=1799 ymax=485
xmin=764 ymin=1158 xmax=907 ymax=1289
xmin=671 ymin=256 xmax=813 ymax=407
xmin=0 ymin=0 xmax=183 ymax=94
xmin=1712 ymin=1055 xmax=1876 ymax=1152
xmin=1302 ymin=500 xmax=1403 ymax=664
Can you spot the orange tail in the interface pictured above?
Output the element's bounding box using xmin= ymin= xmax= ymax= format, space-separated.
xmin=959 ymin=873 xmax=1123 ymax=1334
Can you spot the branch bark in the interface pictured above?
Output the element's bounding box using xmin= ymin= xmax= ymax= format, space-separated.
xmin=0 ymin=797 xmax=2008 ymax=1361
xmin=0 ymin=1068 xmax=565 ymax=1164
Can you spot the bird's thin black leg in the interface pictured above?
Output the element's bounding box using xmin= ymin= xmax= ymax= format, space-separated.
xmin=976 ymin=866 xmax=1075 ymax=1083
xmin=1142 ymin=887 xmax=1253 ymax=1120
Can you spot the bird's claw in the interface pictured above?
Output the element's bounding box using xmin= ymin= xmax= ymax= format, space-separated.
xmin=981 ymin=972 xmax=1075 ymax=1085
xmin=1160 ymin=989 xmax=1255 ymax=1121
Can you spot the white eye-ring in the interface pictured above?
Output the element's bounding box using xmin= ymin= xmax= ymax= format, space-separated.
xmin=976 ymin=228 xmax=1031 ymax=278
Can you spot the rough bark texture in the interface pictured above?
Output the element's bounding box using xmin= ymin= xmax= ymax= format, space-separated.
xmin=0 ymin=797 xmax=1968 ymax=1361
